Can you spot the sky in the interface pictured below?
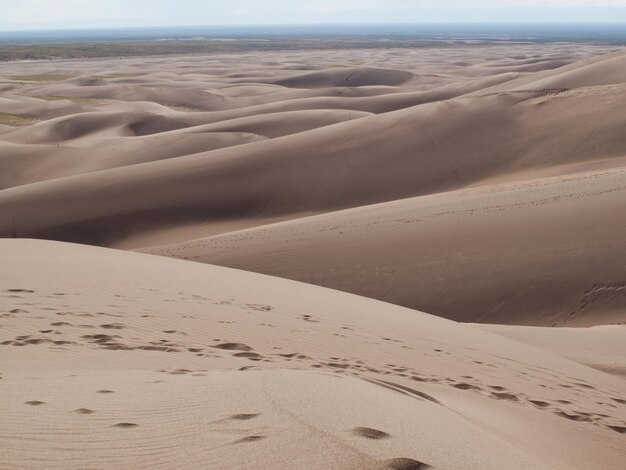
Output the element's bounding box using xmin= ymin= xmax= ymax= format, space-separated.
xmin=2 ymin=0 xmax=626 ymax=30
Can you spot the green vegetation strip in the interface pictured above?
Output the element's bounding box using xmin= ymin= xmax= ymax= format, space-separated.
xmin=8 ymin=74 xmax=76 ymax=81
xmin=0 ymin=39 xmax=457 ymax=62
xmin=95 ymin=73 xmax=144 ymax=79
xmin=37 ymin=95 xmax=102 ymax=103
xmin=0 ymin=113 xmax=40 ymax=126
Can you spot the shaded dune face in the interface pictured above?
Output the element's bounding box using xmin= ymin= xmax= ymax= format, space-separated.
xmin=145 ymin=167 xmax=626 ymax=326
xmin=272 ymin=67 xmax=415 ymax=88
xmin=1 ymin=44 xmax=625 ymax=328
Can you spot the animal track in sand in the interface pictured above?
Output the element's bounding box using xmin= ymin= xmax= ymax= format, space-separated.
xmin=351 ymin=427 xmax=390 ymax=439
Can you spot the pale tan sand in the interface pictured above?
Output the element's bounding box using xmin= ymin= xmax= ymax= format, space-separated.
xmin=477 ymin=324 xmax=626 ymax=378
xmin=1 ymin=44 xmax=625 ymax=469
xmin=144 ymin=166 xmax=626 ymax=326
xmin=1 ymin=239 xmax=625 ymax=469
xmin=0 ymin=45 xmax=624 ymax=249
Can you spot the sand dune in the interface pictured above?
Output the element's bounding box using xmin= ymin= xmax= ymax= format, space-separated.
xmin=0 ymin=95 xmax=85 ymax=120
xmin=1 ymin=77 xmax=625 ymax=247
xmin=471 ymin=48 xmax=626 ymax=95
xmin=479 ymin=324 xmax=626 ymax=378
xmin=144 ymin=166 xmax=626 ymax=326
xmin=0 ymin=109 xmax=373 ymax=189
xmin=3 ymin=110 xmax=191 ymax=144
xmin=0 ymin=133 xmax=265 ymax=190
xmin=1 ymin=239 xmax=624 ymax=469
xmin=272 ymin=67 xmax=415 ymax=88
xmin=1 ymin=40 xmax=625 ymax=470
xmin=169 ymin=109 xmax=373 ymax=139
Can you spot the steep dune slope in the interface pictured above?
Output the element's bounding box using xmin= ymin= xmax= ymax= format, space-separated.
xmin=144 ymin=167 xmax=626 ymax=326
xmin=0 ymin=109 xmax=371 ymax=189
xmin=273 ymin=67 xmax=415 ymax=88
xmin=471 ymin=48 xmax=626 ymax=95
xmin=1 ymin=239 xmax=624 ymax=469
xmin=1 ymin=70 xmax=625 ymax=246
xmin=0 ymin=133 xmax=265 ymax=190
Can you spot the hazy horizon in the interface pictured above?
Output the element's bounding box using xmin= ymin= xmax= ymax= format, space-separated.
xmin=2 ymin=1 xmax=626 ymax=31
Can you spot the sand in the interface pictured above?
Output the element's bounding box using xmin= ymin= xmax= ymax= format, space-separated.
xmin=1 ymin=43 xmax=625 ymax=469
xmin=1 ymin=240 xmax=625 ymax=469
xmin=146 ymin=167 xmax=626 ymax=326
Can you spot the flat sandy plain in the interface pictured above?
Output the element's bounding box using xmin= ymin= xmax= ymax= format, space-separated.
xmin=1 ymin=43 xmax=625 ymax=469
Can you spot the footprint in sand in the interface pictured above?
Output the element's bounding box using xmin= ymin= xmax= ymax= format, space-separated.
xmin=300 ymin=314 xmax=319 ymax=323
xmin=113 ymin=423 xmax=138 ymax=428
xmin=100 ymin=323 xmax=125 ymax=330
xmin=25 ymin=400 xmax=45 ymax=406
xmin=213 ymin=342 xmax=253 ymax=351
xmin=232 ymin=435 xmax=265 ymax=444
xmin=529 ymin=400 xmax=551 ymax=408
xmin=452 ymin=382 xmax=481 ymax=391
xmin=233 ymin=352 xmax=263 ymax=360
xmin=554 ymin=411 xmax=593 ymax=422
xmin=73 ymin=408 xmax=95 ymax=414
xmin=351 ymin=427 xmax=390 ymax=440
xmin=382 ymin=457 xmax=432 ymax=469
xmin=96 ymin=390 xmax=114 ymax=394
xmin=490 ymin=392 xmax=519 ymax=402
xmin=229 ymin=413 xmax=260 ymax=421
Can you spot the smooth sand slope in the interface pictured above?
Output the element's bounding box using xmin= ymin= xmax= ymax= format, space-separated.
xmin=1 ymin=239 xmax=625 ymax=469
xmin=2 ymin=74 xmax=626 ymax=247
xmin=146 ymin=166 xmax=626 ymax=326
xmin=478 ymin=324 xmax=626 ymax=378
